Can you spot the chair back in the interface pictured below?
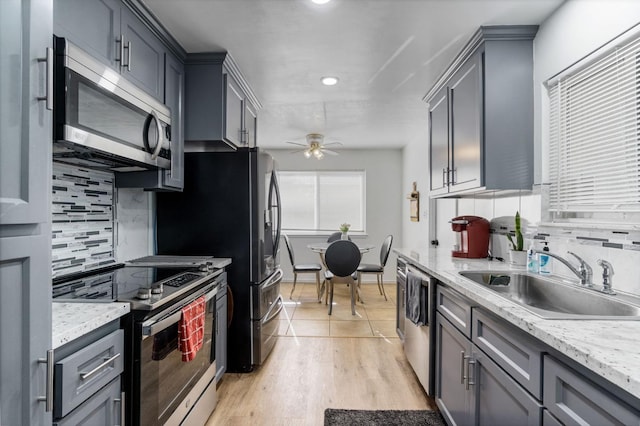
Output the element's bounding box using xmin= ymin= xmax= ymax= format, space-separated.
xmin=327 ymin=232 xmax=342 ymax=242
xmin=325 ymin=240 xmax=361 ymax=277
xmin=327 ymin=231 xmax=351 ymax=242
xmin=380 ymin=234 xmax=393 ymax=267
xmin=283 ymin=234 xmax=295 ymax=266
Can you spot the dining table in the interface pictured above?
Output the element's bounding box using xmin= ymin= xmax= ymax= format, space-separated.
xmin=307 ymin=241 xmax=375 ymax=314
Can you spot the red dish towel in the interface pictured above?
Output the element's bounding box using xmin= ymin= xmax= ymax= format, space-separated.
xmin=178 ymin=296 xmax=206 ymax=362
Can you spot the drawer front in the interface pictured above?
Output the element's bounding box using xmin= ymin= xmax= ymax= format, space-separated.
xmin=55 ymin=329 xmax=124 ymax=418
xmin=543 ymin=355 xmax=640 ymax=425
xmin=472 ymin=308 xmax=543 ymax=399
xmin=54 ymin=377 xmax=122 ymax=426
xmin=436 ymin=285 xmax=472 ymax=338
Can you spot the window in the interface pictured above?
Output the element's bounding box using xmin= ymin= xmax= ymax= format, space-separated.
xmin=547 ymin=28 xmax=640 ymax=219
xmin=278 ymin=171 xmax=365 ymax=232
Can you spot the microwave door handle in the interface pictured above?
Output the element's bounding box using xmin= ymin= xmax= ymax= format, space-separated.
xmin=149 ymin=111 xmax=164 ymax=160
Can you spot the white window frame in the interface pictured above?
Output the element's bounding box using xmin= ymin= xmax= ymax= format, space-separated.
xmin=278 ymin=170 xmax=366 ymax=235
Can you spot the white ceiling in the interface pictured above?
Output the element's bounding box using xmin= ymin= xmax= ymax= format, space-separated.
xmin=142 ymin=0 xmax=564 ymax=150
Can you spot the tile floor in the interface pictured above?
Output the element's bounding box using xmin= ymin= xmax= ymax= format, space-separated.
xmin=279 ymin=280 xmax=398 ymax=338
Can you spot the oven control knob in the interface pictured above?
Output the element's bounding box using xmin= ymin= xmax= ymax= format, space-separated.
xmin=137 ymin=288 xmax=151 ymax=300
xmin=151 ymin=283 xmax=163 ymax=294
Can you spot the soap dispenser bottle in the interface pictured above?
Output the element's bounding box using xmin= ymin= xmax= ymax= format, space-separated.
xmin=527 ymin=243 xmax=539 ymax=273
xmin=539 ymin=242 xmax=553 ymax=274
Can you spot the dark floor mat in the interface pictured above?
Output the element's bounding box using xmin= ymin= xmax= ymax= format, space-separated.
xmin=324 ymin=409 xmax=446 ymax=426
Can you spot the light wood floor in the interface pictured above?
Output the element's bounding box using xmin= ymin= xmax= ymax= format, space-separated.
xmin=205 ymin=282 xmax=434 ymax=426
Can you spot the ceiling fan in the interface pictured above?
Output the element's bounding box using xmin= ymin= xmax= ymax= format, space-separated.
xmin=286 ymin=133 xmax=342 ymax=159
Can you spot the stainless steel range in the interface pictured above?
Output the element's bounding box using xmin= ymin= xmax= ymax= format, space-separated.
xmin=53 ymin=263 xmax=225 ymax=425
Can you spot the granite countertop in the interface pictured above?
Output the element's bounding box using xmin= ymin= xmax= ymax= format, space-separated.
xmin=52 ymin=302 xmax=130 ymax=349
xmin=394 ymin=247 xmax=640 ymax=400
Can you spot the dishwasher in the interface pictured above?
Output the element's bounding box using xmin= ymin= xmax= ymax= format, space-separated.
xmin=403 ymin=263 xmax=435 ymax=395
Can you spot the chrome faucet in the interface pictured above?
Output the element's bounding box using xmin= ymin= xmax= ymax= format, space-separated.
xmin=532 ymin=250 xmax=593 ymax=286
xmin=597 ymin=259 xmax=615 ymax=294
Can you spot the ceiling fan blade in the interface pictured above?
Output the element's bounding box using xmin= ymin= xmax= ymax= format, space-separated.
xmin=289 ymin=148 xmax=308 ymax=154
xmin=323 ymin=149 xmax=339 ymax=156
xmin=286 ymin=141 xmax=308 ymax=147
xmin=322 ymin=141 xmax=343 ymax=147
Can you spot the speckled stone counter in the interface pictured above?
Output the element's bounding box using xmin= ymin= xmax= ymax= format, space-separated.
xmin=52 ymin=302 xmax=130 ymax=349
xmin=394 ymin=247 xmax=640 ymax=399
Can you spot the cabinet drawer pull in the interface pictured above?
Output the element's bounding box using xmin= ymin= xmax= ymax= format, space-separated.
xmin=80 ymin=352 xmax=121 ymax=381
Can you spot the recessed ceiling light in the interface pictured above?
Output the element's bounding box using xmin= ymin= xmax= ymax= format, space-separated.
xmin=311 ymin=0 xmax=331 ymax=4
xmin=321 ymin=76 xmax=339 ymax=86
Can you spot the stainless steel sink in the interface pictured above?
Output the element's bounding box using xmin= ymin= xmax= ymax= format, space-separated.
xmin=458 ymin=271 xmax=640 ymax=320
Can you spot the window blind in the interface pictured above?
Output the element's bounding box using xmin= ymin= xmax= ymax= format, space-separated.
xmin=278 ymin=171 xmax=365 ymax=232
xmin=548 ymin=33 xmax=640 ymax=213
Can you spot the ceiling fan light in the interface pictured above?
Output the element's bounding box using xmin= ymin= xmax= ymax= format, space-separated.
xmin=321 ymin=76 xmax=339 ymax=86
xmin=311 ymin=0 xmax=331 ymax=4
xmin=304 ymin=150 xmax=312 ymax=159
xmin=314 ymin=149 xmax=324 ymax=159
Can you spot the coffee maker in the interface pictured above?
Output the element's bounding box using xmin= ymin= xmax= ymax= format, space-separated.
xmin=450 ymin=215 xmax=490 ymax=258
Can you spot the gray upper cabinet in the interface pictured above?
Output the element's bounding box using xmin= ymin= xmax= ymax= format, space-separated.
xmin=0 ymin=0 xmax=53 ymax=425
xmin=54 ymin=0 xmax=165 ymax=101
xmin=185 ymin=52 xmax=261 ymax=149
xmin=116 ymin=51 xmax=185 ymax=191
xmin=425 ymin=26 xmax=538 ymax=198
xmin=53 ymin=0 xmax=120 ymax=69
xmin=119 ymin=5 xmax=165 ymax=100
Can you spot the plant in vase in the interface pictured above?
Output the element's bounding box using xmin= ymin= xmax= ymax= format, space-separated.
xmin=506 ymin=211 xmax=526 ymax=266
xmin=339 ymin=223 xmax=351 ymax=240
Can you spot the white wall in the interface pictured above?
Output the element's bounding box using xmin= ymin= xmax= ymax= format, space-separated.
xmin=401 ymin=135 xmax=430 ymax=250
xmin=268 ymin=148 xmax=403 ymax=284
xmin=403 ymin=0 xmax=640 ymax=296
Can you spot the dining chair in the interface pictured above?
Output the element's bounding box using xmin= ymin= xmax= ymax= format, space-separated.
xmin=327 ymin=231 xmax=351 ymax=242
xmin=357 ymin=234 xmax=393 ymax=301
xmin=324 ymin=240 xmax=362 ymax=315
xmin=283 ymin=234 xmax=323 ymax=301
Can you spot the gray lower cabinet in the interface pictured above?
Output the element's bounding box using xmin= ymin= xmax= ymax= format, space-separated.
xmin=425 ymin=26 xmax=538 ymax=197
xmin=215 ymin=284 xmax=228 ymax=383
xmin=53 ymin=378 xmax=122 ymax=426
xmin=543 ymin=355 xmax=640 ymax=425
xmin=0 ymin=0 xmax=53 ymax=424
xmin=435 ymin=312 xmax=472 ymax=426
xmin=53 ymin=324 xmax=125 ymax=425
xmin=435 ymin=312 xmax=542 ymax=426
xmin=54 ymin=0 xmax=165 ymax=101
xmin=436 ymin=283 xmax=640 ymax=426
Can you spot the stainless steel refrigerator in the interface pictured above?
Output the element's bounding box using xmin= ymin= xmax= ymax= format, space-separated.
xmin=156 ymin=148 xmax=283 ymax=372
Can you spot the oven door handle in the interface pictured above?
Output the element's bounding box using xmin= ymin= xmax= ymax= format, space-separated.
xmin=142 ymin=285 xmax=217 ymax=338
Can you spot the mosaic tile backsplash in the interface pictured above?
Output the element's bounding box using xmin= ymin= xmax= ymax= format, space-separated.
xmin=52 ymin=162 xmax=116 ymax=278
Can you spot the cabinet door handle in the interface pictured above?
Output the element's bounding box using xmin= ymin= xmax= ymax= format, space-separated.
xmin=460 ymin=350 xmax=465 ymax=384
xmin=450 ymin=167 xmax=457 ymax=185
xmin=443 ymin=168 xmax=448 ymax=187
xmin=37 ymin=349 xmax=54 ymax=412
xmin=80 ymin=352 xmax=121 ymax=381
xmin=116 ymin=35 xmax=124 ymax=68
xmin=36 ymin=48 xmax=53 ymax=110
xmin=465 ymin=358 xmax=476 ymax=390
xmin=125 ymin=41 xmax=132 ymax=71
xmin=114 ymin=391 xmax=125 ymax=426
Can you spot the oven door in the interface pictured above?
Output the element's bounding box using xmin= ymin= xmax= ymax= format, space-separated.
xmin=138 ymin=285 xmax=216 ymax=426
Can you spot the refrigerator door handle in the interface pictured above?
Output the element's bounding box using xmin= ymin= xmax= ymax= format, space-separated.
xmin=271 ymin=171 xmax=282 ymax=257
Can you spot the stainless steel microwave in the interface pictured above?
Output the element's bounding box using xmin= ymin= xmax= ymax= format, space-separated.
xmin=53 ymin=37 xmax=171 ymax=172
